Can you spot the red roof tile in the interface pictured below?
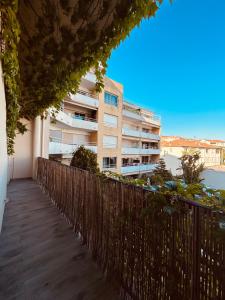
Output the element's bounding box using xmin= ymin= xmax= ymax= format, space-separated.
xmin=161 ymin=138 xmax=219 ymax=149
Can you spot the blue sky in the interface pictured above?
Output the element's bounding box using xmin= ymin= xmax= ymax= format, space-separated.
xmin=106 ymin=0 xmax=225 ymax=139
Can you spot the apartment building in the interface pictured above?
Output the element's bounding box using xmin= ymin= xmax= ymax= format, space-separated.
xmin=203 ymin=140 xmax=225 ymax=164
xmin=49 ymin=71 xmax=161 ymax=176
xmin=161 ymin=136 xmax=222 ymax=175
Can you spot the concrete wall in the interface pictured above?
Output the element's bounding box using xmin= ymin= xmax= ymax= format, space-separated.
xmin=8 ymin=117 xmax=49 ymax=180
xmin=0 ymin=61 xmax=8 ymax=231
xmin=8 ymin=120 xmax=33 ymax=179
xmin=201 ymin=169 xmax=225 ymax=190
xmin=161 ymin=154 xmax=183 ymax=176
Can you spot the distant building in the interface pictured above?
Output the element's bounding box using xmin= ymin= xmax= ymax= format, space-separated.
xmin=161 ymin=136 xmax=222 ymax=176
xmin=8 ymin=71 xmax=161 ymax=181
xmin=48 ymin=72 xmax=161 ymax=177
xmin=202 ymin=140 xmax=225 ymax=164
xmin=205 ymin=139 xmax=225 ymax=148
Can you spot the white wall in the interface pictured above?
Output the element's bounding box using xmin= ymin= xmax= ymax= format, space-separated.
xmin=162 ymin=154 xmax=182 ymax=176
xmin=201 ymin=169 xmax=225 ymax=190
xmin=8 ymin=120 xmax=33 ymax=179
xmin=8 ymin=116 xmax=49 ymax=180
xmin=0 ymin=61 xmax=8 ymax=231
xmin=162 ymin=146 xmax=221 ymax=167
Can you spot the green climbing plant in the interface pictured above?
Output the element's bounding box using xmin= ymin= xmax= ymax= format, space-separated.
xmin=0 ymin=0 xmax=27 ymax=154
xmin=1 ymin=0 xmax=164 ymax=154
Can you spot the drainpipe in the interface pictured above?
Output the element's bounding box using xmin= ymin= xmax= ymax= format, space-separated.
xmin=32 ymin=116 xmax=41 ymax=179
xmin=41 ymin=115 xmax=50 ymax=159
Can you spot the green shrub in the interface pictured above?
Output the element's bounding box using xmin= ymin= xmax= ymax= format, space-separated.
xmin=178 ymin=152 xmax=204 ymax=184
xmin=153 ymin=158 xmax=173 ymax=181
xmin=70 ymin=146 xmax=99 ymax=173
xmin=150 ymin=174 xmax=164 ymax=185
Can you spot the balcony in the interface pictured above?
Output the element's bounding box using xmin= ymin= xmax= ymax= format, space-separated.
xmin=122 ymin=128 xmax=160 ymax=141
xmin=102 ymin=164 xmax=117 ymax=171
xmin=122 ymin=147 xmax=160 ymax=155
xmin=69 ymin=89 xmax=99 ymax=109
xmin=0 ymin=179 xmax=119 ymax=299
xmin=54 ymin=110 xmax=98 ymax=131
xmin=121 ymin=163 xmax=157 ymax=174
xmin=123 ymin=109 xmax=160 ymax=126
xmin=49 ymin=141 xmax=97 ymax=155
xmin=83 ymin=71 xmax=97 ymax=84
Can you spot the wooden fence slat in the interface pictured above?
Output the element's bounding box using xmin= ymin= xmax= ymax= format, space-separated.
xmin=37 ymin=158 xmax=225 ymax=300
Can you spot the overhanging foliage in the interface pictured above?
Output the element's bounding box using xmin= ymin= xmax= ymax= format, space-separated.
xmin=1 ymin=0 xmax=163 ymax=154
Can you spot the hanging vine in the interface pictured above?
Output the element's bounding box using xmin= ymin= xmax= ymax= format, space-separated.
xmin=1 ymin=0 xmax=163 ymax=154
xmin=1 ymin=0 xmax=26 ymax=154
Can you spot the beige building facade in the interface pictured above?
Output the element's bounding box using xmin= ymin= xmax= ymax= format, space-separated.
xmin=49 ymin=72 xmax=161 ymax=176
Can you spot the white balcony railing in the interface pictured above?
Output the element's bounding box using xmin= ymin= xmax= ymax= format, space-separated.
xmin=121 ymin=163 xmax=157 ymax=174
xmin=83 ymin=71 xmax=97 ymax=84
xmin=54 ymin=110 xmax=98 ymax=131
xmin=49 ymin=141 xmax=97 ymax=155
xmin=69 ymin=90 xmax=99 ymax=108
xmin=122 ymin=147 xmax=160 ymax=155
xmin=102 ymin=164 xmax=117 ymax=170
xmin=123 ymin=109 xmax=160 ymax=126
xmin=122 ymin=128 xmax=160 ymax=141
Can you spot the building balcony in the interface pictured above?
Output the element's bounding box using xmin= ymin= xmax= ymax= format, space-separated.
xmin=121 ymin=163 xmax=157 ymax=175
xmin=49 ymin=141 xmax=97 ymax=155
xmin=69 ymin=89 xmax=99 ymax=109
xmin=102 ymin=164 xmax=117 ymax=171
xmin=123 ymin=109 xmax=160 ymax=126
xmin=54 ymin=110 xmax=98 ymax=131
xmin=122 ymin=128 xmax=160 ymax=141
xmin=122 ymin=147 xmax=160 ymax=155
xmin=83 ymin=71 xmax=97 ymax=84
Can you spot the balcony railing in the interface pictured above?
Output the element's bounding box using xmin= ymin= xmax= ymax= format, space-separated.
xmin=121 ymin=163 xmax=157 ymax=174
xmin=123 ymin=109 xmax=160 ymax=126
xmin=69 ymin=89 xmax=99 ymax=108
xmin=122 ymin=147 xmax=160 ymax=155
xmin=54 ymin=110 xmax=98 ymax=131
xmin=37 ymin=158 xmax=225 ymax=300
xmin=49 ymin=141 xmax=97 ymax=155
xmin=122 ymin=128 xmax=160 ymax=140
xmin=77 ymin=89 xmax=98 ymax=99
xmin=102 ymin=164 xmax=117 ymax=170
xmin=83 ymin=71 xmax=97 ymax=84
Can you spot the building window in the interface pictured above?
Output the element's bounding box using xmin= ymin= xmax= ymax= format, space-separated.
xmin=103 ymin=135 xmax=117 ymax=148
xmin=142 ymin=156 xmax=150 ymax=164
xmin=103 ymin=157 xmax=117 ymax=169
xmin=103 ymin=113 xmax=118 ymax=127
xmin=104 ymin=92 xmax=118 ymax=107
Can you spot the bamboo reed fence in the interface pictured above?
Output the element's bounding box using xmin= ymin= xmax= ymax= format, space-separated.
xmin=37 ymin=158 xmax=225 ymax=300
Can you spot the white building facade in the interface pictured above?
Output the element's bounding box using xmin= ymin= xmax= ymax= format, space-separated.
xmin=161 ymin=136 xmax=222 ymax=176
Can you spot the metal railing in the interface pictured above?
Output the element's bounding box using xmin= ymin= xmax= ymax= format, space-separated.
xmin=102 ymin=164 xmax=117 ymax=169
xmin=124 ymin=145 xmax=159 ymax=150
xmin=122 ymin=162 xmax=156 ymax=167
xmin=49 ymin=138 xmax=97 ymax=147
xmin=77 ymin=89 xmax=98 ymax=99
